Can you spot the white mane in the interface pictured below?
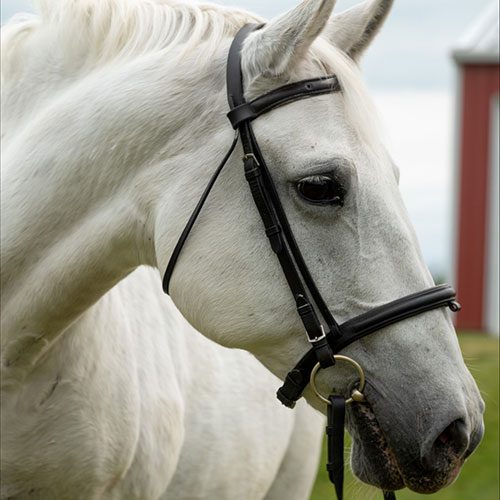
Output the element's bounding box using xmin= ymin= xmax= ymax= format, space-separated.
xmin=1 ymin=0 xmax=382 ymax=155
xmin=1 ymin=0 xmax=262 ymax=73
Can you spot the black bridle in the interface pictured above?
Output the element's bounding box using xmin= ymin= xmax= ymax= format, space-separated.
xmin=162 ymin=24 xmax=461 ymax=500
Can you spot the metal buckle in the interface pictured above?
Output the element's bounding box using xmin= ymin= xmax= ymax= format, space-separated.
xmin=309 ymin=325 xmax=326 ymax=343
xmin=243 ymin=153 xmax=260 ymax=166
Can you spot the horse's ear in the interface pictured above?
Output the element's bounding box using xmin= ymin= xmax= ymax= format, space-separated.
xmin=242 ymin=0 xmax=337 ymax=78
xmin=323 ymin=0 xmax=393 ymax=60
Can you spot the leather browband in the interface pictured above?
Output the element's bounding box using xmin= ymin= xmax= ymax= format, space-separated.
xmin=227 ymin=75 xmax=341 ymax=129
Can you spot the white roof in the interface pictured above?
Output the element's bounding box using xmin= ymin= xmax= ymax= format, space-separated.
xmin=453 ymin=2 xmax=499 ymax=64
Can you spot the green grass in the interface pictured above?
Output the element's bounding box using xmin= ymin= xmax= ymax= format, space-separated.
xmin=310 ymin=333 xmax=499 ymax=500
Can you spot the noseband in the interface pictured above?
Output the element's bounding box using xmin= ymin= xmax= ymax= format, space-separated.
xmin=162 ymin=24 xmax=461 ymax=500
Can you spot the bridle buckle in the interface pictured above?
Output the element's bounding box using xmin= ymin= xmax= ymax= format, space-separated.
xmin=242 ymin=153 xmax=260 ymax=166
xmin=310 ymin=324 xmax=327 ymax=343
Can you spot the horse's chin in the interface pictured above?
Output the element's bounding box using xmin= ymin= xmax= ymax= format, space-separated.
xmin=348 ymin=403 xmax=464 ymax=494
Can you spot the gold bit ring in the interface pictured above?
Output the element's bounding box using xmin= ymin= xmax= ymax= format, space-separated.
xmin=310 ymin=355 xmax=366 ymax=405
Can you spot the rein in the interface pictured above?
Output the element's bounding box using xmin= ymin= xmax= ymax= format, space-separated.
xmin=162 ymin=24 xmax=461 ymax=500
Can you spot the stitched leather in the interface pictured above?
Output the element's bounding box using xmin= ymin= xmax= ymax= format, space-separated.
xmin=338 ymin=284 xmax=459 ymax=343
xmin=276 ymin=284 xmax=459 ymax=407
xmin=227 ymin=76 xmax=341 ymax=128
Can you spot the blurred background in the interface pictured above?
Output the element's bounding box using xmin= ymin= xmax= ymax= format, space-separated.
xmin=2 ymin=1 xmax=498 ymax=498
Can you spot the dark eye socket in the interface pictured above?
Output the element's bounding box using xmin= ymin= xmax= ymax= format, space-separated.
xmin=296 ymin=175 xmax=345 ymax=206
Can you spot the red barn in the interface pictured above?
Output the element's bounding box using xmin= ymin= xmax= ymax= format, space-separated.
xmin=453 ymin=3 xmax=499 ymax=335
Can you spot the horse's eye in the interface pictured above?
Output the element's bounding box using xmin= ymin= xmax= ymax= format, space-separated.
xmin=296 ymin=175 xmax=345 ymax=206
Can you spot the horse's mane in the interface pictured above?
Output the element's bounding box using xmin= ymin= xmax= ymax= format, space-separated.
xmin=1 ymin=0 xmax=262 ymax=72
xmin=1 ymin=0 xmax=382 ymax=155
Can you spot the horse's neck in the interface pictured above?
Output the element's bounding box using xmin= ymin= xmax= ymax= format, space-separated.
xmin=1 ymin=45 xmax=226 ymax=379
xmin=63 ymin=266 xmax=194 ymax=390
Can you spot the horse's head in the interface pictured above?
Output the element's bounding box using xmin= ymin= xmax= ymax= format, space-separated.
xmin=0 ymin=0 xmax=485 ymax=493
xmin=155 ymin=0 xmax=484 ymax=493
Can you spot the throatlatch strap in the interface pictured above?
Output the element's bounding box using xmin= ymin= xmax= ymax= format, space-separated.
xmin=327 ymin=395 xmax=346 ymax=500
xmin=162 ymin=132 xmax=239 ymax=293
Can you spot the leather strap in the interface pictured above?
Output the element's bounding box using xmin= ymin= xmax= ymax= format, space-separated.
xmin=245 ymin=125 xmax=342 ymax=337
xmin=338 ymin=284 xmax=460 ymax=346
xmin=276 ymin=284 xmax=460 ymax=408
xmin=243 ymin=152 xmax=335 ymax=364
xmin=227 ymin=23 xmax=341 ymax=362
xmin=227 ymin=75 xmax=341 ymax=128
xmin=162 ymin=132 xmax=239 ymax=293
xmin=226 ymin=21 xmax=343 ymax=339
xmin=327 ymin=395 xmax=346 ymax=500
xmin=227 ymin=23 xmax=259 ymax=109
xmin=326 ymin=395 xmax=396 ymax=500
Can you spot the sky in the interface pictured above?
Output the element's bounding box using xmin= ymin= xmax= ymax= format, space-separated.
xmin=1 ymin=0 xmax=495 ymax=278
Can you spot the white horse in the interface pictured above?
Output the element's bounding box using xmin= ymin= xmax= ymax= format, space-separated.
xmin=1 ymin=0 xmax=484 ymax=499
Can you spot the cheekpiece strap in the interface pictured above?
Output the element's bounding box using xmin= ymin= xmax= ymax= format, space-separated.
xmin=227 ymin=22 xmax=342 ymax=363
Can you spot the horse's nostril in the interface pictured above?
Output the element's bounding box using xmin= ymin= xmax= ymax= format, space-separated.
xmin=423 ymin=419 xmax=470 ymax=469
xmin=439 ymin=419 xmax=469 ymax=455
xmin=437 ymin=422 xmax=456 ymax=445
